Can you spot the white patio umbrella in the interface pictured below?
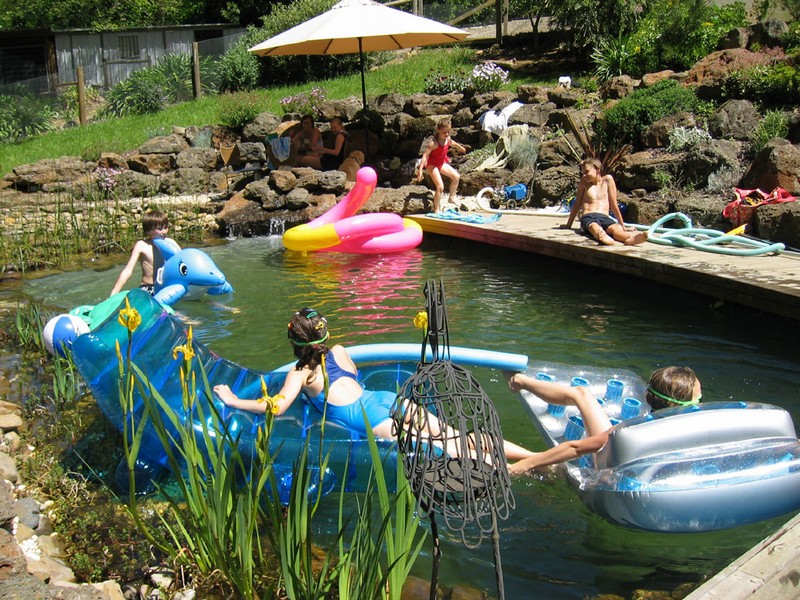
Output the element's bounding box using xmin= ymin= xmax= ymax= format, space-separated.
xmin=249 ymin=0 xmax=469 ymax=111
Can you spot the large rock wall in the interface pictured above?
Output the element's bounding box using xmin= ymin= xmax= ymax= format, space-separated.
xmin=4 ymin=46 xmax=800 ymax=246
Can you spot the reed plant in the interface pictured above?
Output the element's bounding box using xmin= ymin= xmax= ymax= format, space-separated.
xmin=335 ymin=413 xmax=426 ymax=600
xmin=0 ymin=192 xmax=205 ymax=273
xmin=113 ymin=300 xmax=426 ymax=598
xmin=49 ymin=353 xmax=81 ymax=410
xmin=13 ymin=301 xmax=46 ymax=352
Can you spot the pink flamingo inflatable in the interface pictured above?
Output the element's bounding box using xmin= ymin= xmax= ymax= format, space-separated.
xmin=282 ymin=167 xmax=423 ymax=254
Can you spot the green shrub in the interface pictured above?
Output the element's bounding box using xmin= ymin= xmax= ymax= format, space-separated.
xmin=575 ymin=76 xmax=600 ymax=93
xmin=99 ymin=71 xmax=166 ymax=118
xmin=216 ymin=91 xmax=268 ymax=128
xmin=594 ymin=79 xmax=702 ymax=148
xmin=423 ymin=68 xmax=470 ymax=95
xmin=721 ymin=63 xmax=800 ymax=108
xmin=751 ymin=109 xmax=790 ymax=152
xmin=0 ymin=90 xmax=56 ymax=142
xmin=218 ymin=35 xmax=262 ymax=92
xmin=625 ymin=0 xmax=748 ymax=76
xmin=98 ymin=53 xmax=221 ymax=119
xmin=782 ymin=21 xmax=800 ymax=50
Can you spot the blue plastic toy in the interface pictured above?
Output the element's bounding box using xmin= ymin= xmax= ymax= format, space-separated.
xmin=153 ymin=238 xmax=234 ymax=305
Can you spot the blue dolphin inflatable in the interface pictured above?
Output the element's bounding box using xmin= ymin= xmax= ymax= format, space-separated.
xmin=153 ymin=238 xmax=233 ymax=305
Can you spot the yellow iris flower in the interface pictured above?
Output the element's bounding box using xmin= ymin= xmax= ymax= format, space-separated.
xmin=413 ymin=311 xmax=428 ymax=331
xmin=172 ymin=326 xmax=195 ymax=362
xmin=257 ymin=377 xmax=281 ymax=415
xmin=117 ymin=297 xmax=141 ymax=333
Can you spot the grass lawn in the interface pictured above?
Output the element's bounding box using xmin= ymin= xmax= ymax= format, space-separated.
xmin=1 ymin=46 xmax=559 ymax=178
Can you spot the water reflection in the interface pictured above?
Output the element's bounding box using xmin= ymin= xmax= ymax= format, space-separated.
xmin=283 ymin=249 xmax=425 ymax=336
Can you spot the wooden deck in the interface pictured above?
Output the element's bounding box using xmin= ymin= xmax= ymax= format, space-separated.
xmin=683 ymin=511 xmax=800 ymax=599
xmin=409 ymin=212 xmax=800 ymax=321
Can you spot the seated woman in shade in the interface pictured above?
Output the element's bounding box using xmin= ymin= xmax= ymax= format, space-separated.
xmin=506 ymin=366 xmax=702 ymax=476
xmin=214 ymin=307 xmax=535 ymax=462
xmin=297 ymin=117 xmax=348 ymax=171
xmin=291 ymin=114 xmax=322 ymax=164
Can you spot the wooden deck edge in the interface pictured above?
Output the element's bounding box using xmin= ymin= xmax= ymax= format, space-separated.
xmin=683 ymin=511 xmax=800 ymax=599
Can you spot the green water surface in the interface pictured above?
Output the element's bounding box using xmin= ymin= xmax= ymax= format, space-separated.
xmin=21 ymin=234 xmax=800 ymax=599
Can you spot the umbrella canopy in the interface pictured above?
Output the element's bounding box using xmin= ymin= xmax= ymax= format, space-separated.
xmin=249 ymin=0 xmax=468 ymax=109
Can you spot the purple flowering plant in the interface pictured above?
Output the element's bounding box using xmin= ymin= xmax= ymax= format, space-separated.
xmin=279 ymin=86 xmax=327 ymax=116
xmin=94 ymin=166 xmax=122 ymax=194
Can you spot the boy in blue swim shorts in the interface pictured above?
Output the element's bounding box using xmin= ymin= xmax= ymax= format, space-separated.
xmin=560 ymin=158 xmax=648 ymax=246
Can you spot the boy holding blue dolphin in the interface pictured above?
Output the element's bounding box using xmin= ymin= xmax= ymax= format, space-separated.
xmin=110 ymin=210 xmax=176 ymax=296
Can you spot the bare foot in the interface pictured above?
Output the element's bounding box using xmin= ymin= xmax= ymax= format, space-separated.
xmin=625 ymin=231 xmax=648 ymax=246
xmin=597 ymin=233 xmax=617 ymax=246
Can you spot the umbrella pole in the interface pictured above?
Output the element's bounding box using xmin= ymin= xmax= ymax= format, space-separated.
xmin=358 ymin=38 xmax=369 ymax=160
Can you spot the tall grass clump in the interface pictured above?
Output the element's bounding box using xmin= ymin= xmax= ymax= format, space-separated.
xmin=0 ymin=86 xmax=57 ymax=142
xmin=98 ymin=53 xmax=220 ymax=118
xmin=114 ymin=301 xmax=426 ymax=598
xmin=751 ymin=109 xmax=790 ymax=152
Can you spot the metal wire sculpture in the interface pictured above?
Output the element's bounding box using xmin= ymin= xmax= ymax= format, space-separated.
xmin=393 ymin=279 xmax=515 ymax=600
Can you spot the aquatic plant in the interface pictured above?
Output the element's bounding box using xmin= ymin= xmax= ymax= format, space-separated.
xmin=114 ymin=304 xmax=426 ymax=598
xmin=0 ymin=193 xmax=205 ymax=273
xmin=13 ymin=301 xmax=46 ymax=352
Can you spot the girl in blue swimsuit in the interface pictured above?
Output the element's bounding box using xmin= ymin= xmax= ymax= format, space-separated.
xmin=214 ymin=308 xmax=535 ymax=460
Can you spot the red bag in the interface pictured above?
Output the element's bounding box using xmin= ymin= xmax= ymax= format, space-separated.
xmin=723 ymin=187 xmax=796 ymax=227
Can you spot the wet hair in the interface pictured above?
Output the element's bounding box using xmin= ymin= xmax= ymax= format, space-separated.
xmin=301 ymin=114 xmax=314 ymax=125
xmin=287 ymin=308 xmax=330 ymax=380
xmin=330 ymin=117 xmax=343 ymax=128
xmin=646 ymin=366 xmax=699 ymax=410
xmin=142 ymin=210 xmax=169 ymax=235
xmin=580 ymin=157 xmax=602 ymax=172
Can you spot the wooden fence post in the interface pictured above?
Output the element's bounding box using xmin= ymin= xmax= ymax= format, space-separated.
xmin=76 ymin=66 xmax=87 ymax=126
xmin=192 ymin=42 xmax=202 ymax=99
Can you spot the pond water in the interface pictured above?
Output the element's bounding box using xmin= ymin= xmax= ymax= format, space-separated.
xmin=20 ymin=235 xmax=800 ymax=599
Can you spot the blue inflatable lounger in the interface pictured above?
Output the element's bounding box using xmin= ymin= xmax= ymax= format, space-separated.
xmin=71 ymin=289 xmax=529 ymax=501
xmin=516 ymin=362 xmax=800 ymax=533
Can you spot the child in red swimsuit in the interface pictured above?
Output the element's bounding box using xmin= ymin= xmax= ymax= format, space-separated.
xmin=415 ymin=118 xmax=469 ymax=213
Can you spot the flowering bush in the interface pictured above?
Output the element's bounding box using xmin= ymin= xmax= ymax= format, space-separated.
xmin=469 ymin=61 xmax=509 ymax=93
xmin=423 ymin=62 xmax=509 ymax=95
xmin=279 ymin=86 xmax=327 ymax=116
xmin=94 ymin=167 xmax=122 ymax=193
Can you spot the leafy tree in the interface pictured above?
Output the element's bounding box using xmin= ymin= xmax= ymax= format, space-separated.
xmin=0 ymin=0 xmax=284 ymax=29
